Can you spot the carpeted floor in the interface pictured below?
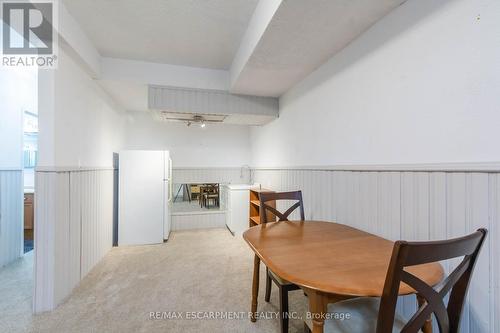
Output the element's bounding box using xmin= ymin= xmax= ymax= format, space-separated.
xmin=0 ymin=251 xmax=34 ymax=333
xmin=0 ymin=228 xmax=309 ymax=333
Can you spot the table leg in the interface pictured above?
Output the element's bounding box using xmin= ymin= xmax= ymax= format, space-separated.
xmin=250 ymin=254 xmax=260 ymax=322
xmin=306 ymin=289 xmax=329 ymax=333
xmin=417 ymin=294 xmax=433 ymax=333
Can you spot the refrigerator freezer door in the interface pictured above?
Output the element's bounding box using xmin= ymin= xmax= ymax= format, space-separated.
xmin=119 ymin=150 xmax=165 ymax=245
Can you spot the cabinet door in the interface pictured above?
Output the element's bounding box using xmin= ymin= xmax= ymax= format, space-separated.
xmin=24 ymin=194 xmax=34 ymax=229
xmin=225 ymin=189 xmax=232 ymax=230
xmin=230 ymin=190 xmax=250 ymax=235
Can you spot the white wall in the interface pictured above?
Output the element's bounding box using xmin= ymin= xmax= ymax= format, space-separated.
xmin=248 ymin=1 xmax=500 ymax=332
xmin=251 ymin=0 xmax=500 ymax=167
xmin=38 ymin=48 xmax=125 ymax=168
xmin=35 ymin=47 xmax=126 ymax=312
xmin=124 ymin=111 xmax=251 ymax=168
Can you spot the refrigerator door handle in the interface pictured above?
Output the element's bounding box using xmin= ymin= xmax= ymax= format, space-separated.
xmin=168 ymin=157 xmax=173 ymax=202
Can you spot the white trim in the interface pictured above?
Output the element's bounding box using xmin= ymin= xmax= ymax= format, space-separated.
xmin=173 ymin=167 xmax=246 ymax=170
xmin=32 ymin=163 xmax=500 ymax=174
xmin=35 ymin=166 xmax=115 ymax=173
xmin=251 ymin=162 xmax=500 ymax=173
xmin=171 ymin=210 xmax=226 ymax=216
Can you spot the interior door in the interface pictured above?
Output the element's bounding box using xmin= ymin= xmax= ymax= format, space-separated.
xmin=119 ymin=150 xmax=164 ymax=245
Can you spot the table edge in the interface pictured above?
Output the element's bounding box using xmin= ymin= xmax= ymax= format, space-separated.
xmin=243 ymin=221 xmax=445 ymax=297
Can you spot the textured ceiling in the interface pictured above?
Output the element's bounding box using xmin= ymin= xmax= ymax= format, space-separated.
xmin=231 ymin=0 xmax=407 ymax=96
xmin=63 ymin=0 xmax=258 ymax=69
xmin=67 ymin=0 xmax=409 ymax=123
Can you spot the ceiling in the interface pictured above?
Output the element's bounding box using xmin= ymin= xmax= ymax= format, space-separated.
xmin=231 ymin=0 xmax=407 ymax=97
xmin=63 ymin=0 xmax=258 ymax=69
xmin=63 ymin=0 xmax=409 ymax=125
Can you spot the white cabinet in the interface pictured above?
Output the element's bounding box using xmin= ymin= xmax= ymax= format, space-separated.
xmin=224 ymin=184 xmax=255 ymax=236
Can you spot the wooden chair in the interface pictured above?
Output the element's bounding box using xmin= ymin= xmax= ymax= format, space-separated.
xmin=305 ymin=228 xmax=488 ymax=333
xmin=259 ymin=190 xmax=305 ymax=333
xmin=199 ymin=184 xmax=206 ymax=207
xmin=201 ymin=183 xmax=219 ymax=208
xmin=205 ymin=192 xmax=219 ymax=208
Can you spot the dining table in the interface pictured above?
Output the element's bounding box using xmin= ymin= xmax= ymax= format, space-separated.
xmin=243 ymin=221 xmax=444 ymax=333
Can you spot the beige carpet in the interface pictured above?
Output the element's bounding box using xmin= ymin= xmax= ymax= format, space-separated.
xmin=0 ymin=229 xmax=309 ymax=333
xmin=0 ymin=251 xmax=34 ymax=333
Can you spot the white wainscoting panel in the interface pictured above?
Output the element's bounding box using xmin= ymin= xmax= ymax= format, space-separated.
xmin=34 ymin=171 xmax=67 ymax=312
xmin=0 ymin=170 xmax=23 ymax=268
xmin=72 ymin=171 xmax=114 ymax=278
xmin=173 ymin=167 xmax=250 ymax=185
xmin=34 ymin=169 xmax=114 ymax=313
xmin=253 ymin=168 xmax=498 ymax=333
xmin=171 ymin=211 xmax=225 ymax=231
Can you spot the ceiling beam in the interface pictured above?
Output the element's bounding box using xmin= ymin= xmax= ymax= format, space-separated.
xmin=57 ymin=2 xmax=101 ymax=77
xmin=229 ymin=0 xmax=283 ymax=92
xmin=101 ymin=57 xmax=230 ymax=91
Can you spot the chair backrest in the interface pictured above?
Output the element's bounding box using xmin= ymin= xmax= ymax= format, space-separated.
xmin=201 ymin=183 xmax=218 ymax=194
xmin=259 ymin=191 xmax=305 ymax=223
xmin=377 ymin=228 xmax=488 ymax=333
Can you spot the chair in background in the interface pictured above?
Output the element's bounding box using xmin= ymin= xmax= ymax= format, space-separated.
xmin=190 ymin=184 xmax=201 ymax=201
xmin=258 ymin=190 xmax=305 ymax=333
xmin=205 ymin=183 xmax=219 ymax=208
xmin=199 ymin=184 xmax=207 ymax=207
xmin=200 ymin=183 xmax=219 ymax=208
xmin=304 ymin=228 xmax=488 ymax=333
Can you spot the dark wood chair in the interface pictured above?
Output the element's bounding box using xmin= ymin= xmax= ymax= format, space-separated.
xmin=201 ymin=183 xmax=219 ymax=208
xmin=199 ymin=184 xmax=207 ymax=207
xmin=199 ymin=184 xmax=218 ymax=208
xmin=305 ymin=228 xmax=488 ymax=333
xmin=259 ymin=190 xmax=305 ymax=333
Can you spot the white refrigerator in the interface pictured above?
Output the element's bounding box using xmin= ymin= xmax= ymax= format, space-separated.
xmin=118 ymin=150 xmax=172 ymax=245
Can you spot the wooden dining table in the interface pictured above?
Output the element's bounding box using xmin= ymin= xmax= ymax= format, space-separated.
xmin=243 ymin=221 xmax=444 ymax=333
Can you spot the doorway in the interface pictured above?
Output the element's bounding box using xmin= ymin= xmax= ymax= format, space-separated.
xmin=23 ymin=110 xmax=38 ymax=253
xmin=0 ymin=65 xmax=38 ymax=329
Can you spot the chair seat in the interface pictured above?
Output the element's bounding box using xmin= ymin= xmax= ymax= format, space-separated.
xmin=268 ymin=269 xmax=294 ymax=286
xmin=305 ymin=297 xmax=408 ymax=333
